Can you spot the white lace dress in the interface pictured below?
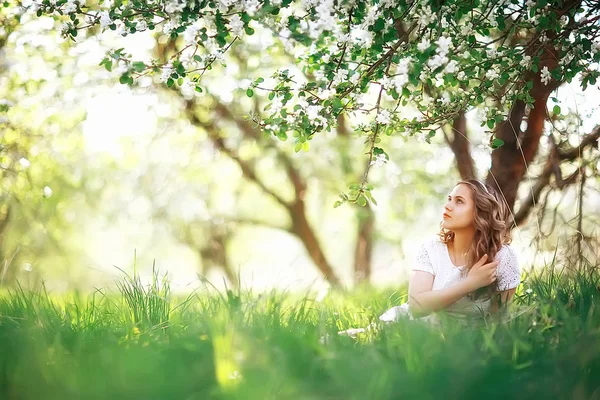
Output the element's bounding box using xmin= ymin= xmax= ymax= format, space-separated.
xmin=379 ymin=238 xmax=521 ymax=325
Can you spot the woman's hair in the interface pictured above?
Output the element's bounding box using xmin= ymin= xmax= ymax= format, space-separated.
xmin=438 ymin=179 xmax=513 ymax=296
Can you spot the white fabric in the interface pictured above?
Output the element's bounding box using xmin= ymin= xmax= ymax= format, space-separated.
xmin=379 ymin=238 xmax=521 ymax=324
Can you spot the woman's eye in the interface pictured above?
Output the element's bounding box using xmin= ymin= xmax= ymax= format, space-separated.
xmin=457 ymin=199 xmax=463 ymax=203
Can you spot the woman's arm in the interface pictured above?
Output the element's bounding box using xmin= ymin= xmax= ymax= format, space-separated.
xmin=408 ymin=271 xmax=476 ymax=317
xmin=408 ymin=255 xmax=499 ymax=317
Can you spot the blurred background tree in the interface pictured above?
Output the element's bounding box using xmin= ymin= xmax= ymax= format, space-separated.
xmin=0 ymin=0 xmax=598 ymax=291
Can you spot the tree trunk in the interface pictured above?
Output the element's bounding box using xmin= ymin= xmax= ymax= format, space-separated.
xmin=445 ymin=112 xmax=476 ymax=180
xmin=353 ymin=204 xmax=374 ymax=284
xmin=487 ymin=39 xmax=562 ymax=213
xmin=290 ymin=198 xmax=342 ymax=288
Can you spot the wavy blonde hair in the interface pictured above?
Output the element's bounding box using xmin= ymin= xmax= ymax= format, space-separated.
xmin=438 ymin=179 xmax=513 ymax=297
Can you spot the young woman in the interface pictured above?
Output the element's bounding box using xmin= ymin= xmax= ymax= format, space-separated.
xmin=342 ymin=179 xmax=520 ymax=336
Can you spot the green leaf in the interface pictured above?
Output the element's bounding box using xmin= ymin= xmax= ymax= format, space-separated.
xmin=487 ymin=119 xmax=495 ymax=129
xmin=552 ymin=105 xmax=561 ymax=115
xmin=491 ymin=138 xmax=505 ymax=149
xmin=364 ymin=190 xmax=378 ymax=206
xmin=246 ymin=88 xmax=254 ymax=97
xmin=357 ymin=195 xmax=367 ymax=207
xmin=132 ymin=61 xmax=145 ymax=72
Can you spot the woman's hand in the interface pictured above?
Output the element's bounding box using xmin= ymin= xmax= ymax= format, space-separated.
xmin=466 ymin=254 xmax=499 ymax=291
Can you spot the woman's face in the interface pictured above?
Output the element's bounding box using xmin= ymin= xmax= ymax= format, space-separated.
xmin=441 ymin=184 xmax=475 ymax=231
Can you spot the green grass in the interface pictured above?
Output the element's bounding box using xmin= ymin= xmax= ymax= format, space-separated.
xmin=0 ymin=262 xmax=599 ymax=400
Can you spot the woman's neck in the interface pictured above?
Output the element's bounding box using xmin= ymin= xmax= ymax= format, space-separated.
xmin=452 ymin=230 xmax=475 ymax=257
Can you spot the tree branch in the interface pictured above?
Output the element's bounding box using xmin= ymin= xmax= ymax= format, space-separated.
xmin=183 ymin=99 xmax=291 ymax=209
xmin=513 ymin=126 xmax=599 ymax=225
xmin=443 ymin=112 xmax=476 ymax=180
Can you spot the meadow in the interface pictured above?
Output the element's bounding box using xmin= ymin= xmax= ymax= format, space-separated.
xmin=0 ymin=261 xmax=599 ymax=400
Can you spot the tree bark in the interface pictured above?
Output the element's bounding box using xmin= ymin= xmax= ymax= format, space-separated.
xmin=353 ymin=204 xmax=374 ymax=284
xmin=337 ymin=114 xmax=374 ymax=283
xmin=487 ymin=39 xmax=563 ymax=211
xmin=444 ymin=112 xmax=476 ymax=180
xmin=289 ymin=198 xmax=342 ymax=287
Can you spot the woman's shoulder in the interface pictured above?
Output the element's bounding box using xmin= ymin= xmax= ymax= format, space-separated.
xmin=418 ymin=237 xmax=448 ymax=255
xmin=496 ymin=243 xmax=518 ymax=258
xmin=419 ymin=236 xmax=444 ymax=248
xmin=496 ymin=243 xmax=520 ymax=268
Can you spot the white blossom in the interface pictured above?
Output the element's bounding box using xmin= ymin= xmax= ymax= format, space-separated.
xmin=393 ymin=73 xmax=409 ymax=90
xmin=417 ymin=6 xmax=434 ymax=28
xmin=540 ymin=66 xmax=551 ymax=85
xmin=228 ymin=14 xmax=245 ymax=37
xmin=444 ymin=60 xmax=458 ymax=74
xmin=332 ymin=69 xmax=348 ymax=86
xmin=460 ymin=23 xmax=472 ymax=36
xmin=116 ymin=60 xmax=128 ymax=74
xmin=165 ymin=0 xmax=185 ymax=14
xmin=160 ymin=63 xmax=173 ymax=83
xmin=349 ymin=72 xmax=360 ymax=84
xmin=43 ymin=186 xmax=53 ymax=198
xmin=376 ymin=109 xmax=391 ymax=125
xmin=520 ymin=55 xmax=531 ymax=68
xmin=427 ymin=54 xmax=448 ymax=70
xmin=114 ymin=21 xmax=127 ymax=36
xmin=99 ymin=11 xmax=112 ymax=28
xmin=136 ymin=20 xmax=147 ymax=31
xmin=306 ymin=104 xmax=322 ymax=120
xmin=270 ymin=96 xmax=284 ymax=113
xmin=163 ymin=20 xmax=176 ymax=34
xmin=243 ymin=0 xmax=260 ymax=15
xmin=485 ymin=69 xmax=499 ymax=80
xmin=370 ymin=153 xmax=387 ymax=167
xmin=435 ymin=36 xmax=453 ymax=55
xmin=317 ymin=88 xmax=334 ymax=99
xmin=350 ymin=27 xmax=373 ymax=48
xmin=63 ymin=0 xmax=77 ymax=14
xmin=457 ymin=71 xmax=466 ymax=80
xmin=416 ymin=132 xmax=427 ymax=143
xmin=180 ymin=79 xmax=196 ymax=97
xmin=19 ymin=158 xmax=31 ymax=169
xmin=417 ymin=38 xmax=430 ymax=52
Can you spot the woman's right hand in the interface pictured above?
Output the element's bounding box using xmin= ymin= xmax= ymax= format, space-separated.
xmin=466 ymin=254 xmax=499 ymax=291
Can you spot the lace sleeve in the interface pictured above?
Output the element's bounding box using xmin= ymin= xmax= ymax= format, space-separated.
xmin=413 ymin=243 xmax=435 ymax=275
xmin=496 ymin=245 xmax=520 ymax=291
